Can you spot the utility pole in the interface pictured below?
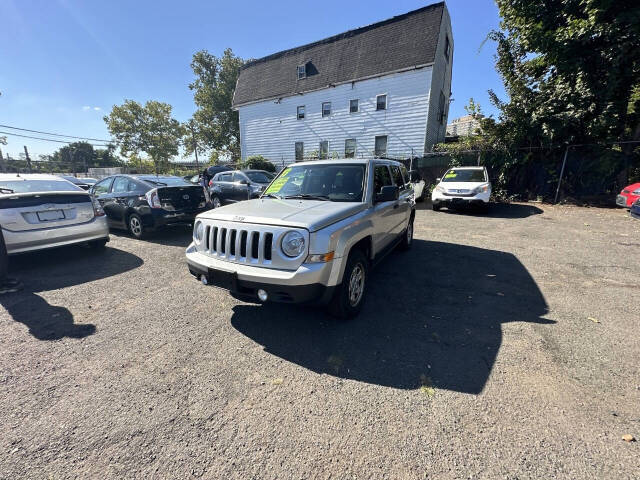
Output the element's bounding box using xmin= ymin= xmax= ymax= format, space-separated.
xmin=0 ymin=147 xmax=4 ymax=172
xmin=189 ymin=123 xmax=200 ymax=171
xmin=67 ymin=147 xmax=76 ymax=176
xmin=23 ymin=146 xmax=32 ymax=173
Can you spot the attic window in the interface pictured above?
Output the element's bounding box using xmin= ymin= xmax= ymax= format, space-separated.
xmin=444 ymin=35 xmax=451 ymax=62
xmin=297 ymin=64 xmax=306 ymax=80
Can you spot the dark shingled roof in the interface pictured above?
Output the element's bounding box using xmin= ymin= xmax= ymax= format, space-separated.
xmin=232 ymin=2 xmax=445 ymax=107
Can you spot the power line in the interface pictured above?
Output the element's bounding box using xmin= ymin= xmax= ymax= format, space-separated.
xmin=0 ymin=130 xmax=111 ymax=147
xmin=0 ymin=124 xmax=116 ymax=143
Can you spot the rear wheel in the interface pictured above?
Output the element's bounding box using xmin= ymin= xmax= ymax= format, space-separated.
xmin=212 ymin=196 xmax=222 ymax=209
xmin=328 ymin=249 xmax=368 ymax=320
xmin=399 ymin=218 xmax=414 ymax=251
xmin=432 ymin=203 xmax=441 ymax=211
xmin=128 ymin=213 xmax=145 ymax=239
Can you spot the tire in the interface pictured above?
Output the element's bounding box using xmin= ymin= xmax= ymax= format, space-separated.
xmin=432 ymin=203 xmax=441 ymax=211
xmin=128 ymin=213 xmax=146 ymax=239
xmin=212 ymin=196 xmax=222 ymax=209
xmin=399 ymin=217 xmax=414 ymax=251
xmin=88 ymin=238 xmax=108 ymax=249
xmin=328 ymin=249 xmax=368 ymax=320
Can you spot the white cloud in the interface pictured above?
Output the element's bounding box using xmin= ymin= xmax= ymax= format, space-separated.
xmin=93 ymin=106 xmax=101 ymax=111
xmin=82 ymin=105 xmax=91 ymax=111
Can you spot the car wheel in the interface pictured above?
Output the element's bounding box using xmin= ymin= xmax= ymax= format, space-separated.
xmin=88 ymin=238 xmax=108 ymax=249
xmin=128 ymin=213 xmax=145 ymax=239
xmin=328 ymin=248 xmax=368 ymax=320
xmin=212 ymin=196 xmax=222 ymax=209
xmin=399 ymin=218 xmax=414 ymax=251
xmin=432 ymin=203 xmax=441 ymax=211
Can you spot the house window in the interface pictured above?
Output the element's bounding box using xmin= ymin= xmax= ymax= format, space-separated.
xmin=319 ymin=140 xmax=329 ymax=159
xmin=322 ymin=102 xmax=331 ymax=117
xmin=297 ymin=105 xmax=305 ymax=120
xmin=345 ymin=139 xmax=356 ymax=158
xmin=297 ymin=64 xmax=306 ymax=80
xmin=295 ymin=142 xmax=304 ymax=161
xmin=374 ymin=135 xmax=387 ymax=157
xmin=438 ymin=91 xmax=446 ymax=125
xmin=376 ymin=94 xmax=387 ymax=111
xmin=444 ymin=35 xmax=451 ymax=62
xmin=349 ymin=99 xmax=359 ymax=113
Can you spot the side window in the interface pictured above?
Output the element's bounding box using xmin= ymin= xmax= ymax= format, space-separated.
xmin=92 ymin=178 xmax=112 ymax=195
xmin=232 ymin=172 xmax=246 ymax=183
xmin=400 ymin=165 xmax=410 ymax=185
xmin=373 ymin=165 xmax=392 ymax=194
xmin=390 ymin=165 xmax=405 ymax=190
xmin=219 ymin=173 xmax=232 ymax=182
xmin=130 ymin=180 xmax=147 ymax=192
xmin=112 ymin=177 xmax=131 ymax=193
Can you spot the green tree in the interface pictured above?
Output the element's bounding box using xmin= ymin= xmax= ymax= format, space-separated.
xmin=104 ymin=100 xmax=182 ymax=174
xmin=487 ymin=0 xmax=640 ymax=147
xmin=242 ymin=155 xmax=276 ymax=172
xmin=189 ymin=48 xmax=244 ymax=160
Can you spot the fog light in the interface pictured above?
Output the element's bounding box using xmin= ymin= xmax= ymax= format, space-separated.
xmin=200 ymin=275 xmax=208 ymax=285
xmin=257 ymin=289 xmax=268 ymax=302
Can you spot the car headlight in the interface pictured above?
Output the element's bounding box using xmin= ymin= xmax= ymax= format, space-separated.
xmin=281 ymin=231 xmax=305 ymax=257
xmin=194 ymin=221 xmax=204 ymax=243
xmin=435 ymin=185 xmax=445 ymax=193
xmin=474 ymin=184 xmax=490 ymax=194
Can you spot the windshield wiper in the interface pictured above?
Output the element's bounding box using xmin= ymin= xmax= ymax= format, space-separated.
xmin=283 ymin=194 xmax=331 ymax=201
xmin=0 ymin=188 xmax=14 ymax=194
xmin=261 ymin=193 xmax=282 ymax=199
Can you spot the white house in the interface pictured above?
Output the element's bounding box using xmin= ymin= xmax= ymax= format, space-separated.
xmin=232 ymin=2 xmax=453 ymax=165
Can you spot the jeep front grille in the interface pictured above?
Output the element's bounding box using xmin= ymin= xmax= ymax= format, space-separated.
xmin=205 ymin=225 xmax=274 ymax=264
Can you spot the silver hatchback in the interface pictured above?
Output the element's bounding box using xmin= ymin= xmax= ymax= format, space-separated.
xmin=0 ymin=174 xmax=109 ymax=254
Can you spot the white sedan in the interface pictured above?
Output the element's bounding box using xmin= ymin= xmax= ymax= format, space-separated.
xmin=431 ymin=166 xmax=491 ymax=212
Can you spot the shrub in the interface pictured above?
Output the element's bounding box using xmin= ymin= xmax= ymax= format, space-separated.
xmin=242 ymin=155 xmax=276 ymax=172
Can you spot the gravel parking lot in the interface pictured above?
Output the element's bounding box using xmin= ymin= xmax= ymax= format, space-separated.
xmin=1 ymin=203 xmax=639 ymax=479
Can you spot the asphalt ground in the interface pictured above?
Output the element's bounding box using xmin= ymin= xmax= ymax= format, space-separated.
xmin=1 ymin=202 xmax=639 ymax=479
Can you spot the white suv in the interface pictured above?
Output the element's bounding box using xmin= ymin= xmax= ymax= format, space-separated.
xmin=431 ymin=166 xmax=491 ymax=211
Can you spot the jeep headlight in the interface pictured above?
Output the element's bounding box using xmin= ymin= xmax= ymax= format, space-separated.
xmin=281 ymin=231 xmax=305 ymax=257
xmin=194 ymin=221 xmax=204 ymax=244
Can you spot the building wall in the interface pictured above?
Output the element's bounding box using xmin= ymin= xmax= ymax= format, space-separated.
xmin=424 ymin=6 xmax=453 ymax=152
xmin=237 ymin=67 xmax=433 ymax=165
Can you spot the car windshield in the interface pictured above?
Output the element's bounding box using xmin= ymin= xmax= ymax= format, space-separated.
xmin=139 ymin=176 xmax=190 ymax=186
xmin=0 ymin=179 xmax=83 ymax=193
xmin=441 ymin=169 xmax=486 ymax=182
xmin=245 ymin=171 xmax=273 ymax=183
xmin=263 ymin=164 xmax=366 ymax=202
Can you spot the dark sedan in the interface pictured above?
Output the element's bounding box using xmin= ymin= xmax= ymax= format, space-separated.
xmin=59 ymin=175 xmax=98 ymax=190
xmin=631 ymin=199 xmax=640 ymax=219
xmin=209 ymin=170 xmax=274 ymax=208
xmin=89 ymin=174 xmax=210 ymax=238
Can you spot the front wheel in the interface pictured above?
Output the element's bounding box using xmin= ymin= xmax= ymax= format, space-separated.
xmin=328 ymin=249 xmax=368 ymax=320
xmin=432 ymin=203 xmax=441 ymax=211
xmin=212 ymin=196 xmax=222 ymax=209
xmin=128 ymin=213 xmax=146 ymax=239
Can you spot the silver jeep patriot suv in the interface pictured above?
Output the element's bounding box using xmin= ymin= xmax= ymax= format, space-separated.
xmin=186 ymin=159 xmax=415 ymax=318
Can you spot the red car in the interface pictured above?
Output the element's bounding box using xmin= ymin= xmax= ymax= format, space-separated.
xmin=616 ymin=182 xmax=640 ymax=208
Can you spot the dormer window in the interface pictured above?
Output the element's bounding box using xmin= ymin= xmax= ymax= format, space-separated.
xmin=297 ymin=64 xmax=306 ymax=80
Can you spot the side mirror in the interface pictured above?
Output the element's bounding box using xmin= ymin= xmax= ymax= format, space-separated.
xmin=435 ymin=177 xmax=441 ymax=183
xmin=240 ymin=180 xmax=249 ymax=185
xmin=375 ymin=185 xmax=399 ymax=203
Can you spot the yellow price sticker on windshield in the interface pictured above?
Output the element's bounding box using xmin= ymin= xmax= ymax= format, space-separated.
xmin=265 ymin=168 xmax=291 ymax=194
xmin=444 ymin=171 xmax=457 ymax=179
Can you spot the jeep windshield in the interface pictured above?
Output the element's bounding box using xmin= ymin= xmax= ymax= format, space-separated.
xmin=263 ymin=164 xmax=366 ymax=202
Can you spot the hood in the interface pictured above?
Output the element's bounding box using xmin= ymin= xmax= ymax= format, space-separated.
xmin=439 ymin=181 xmax=489 ymax=191
xmin=621 ymin=183 xmax=640 ymax=194
xmin=198 ymin=198 xmax=366 ymax=232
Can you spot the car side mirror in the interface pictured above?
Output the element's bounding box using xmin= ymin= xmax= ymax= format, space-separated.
xmin=375 ymin=185 xmax=399 ymax=203
xmin=240 ymin=180 xmax=249 ymax=185
xmin=435 ymin=177 xmax=441 ymax=183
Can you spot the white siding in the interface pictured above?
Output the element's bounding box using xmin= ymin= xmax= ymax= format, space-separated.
xmin=238 ymin=67 xmax=433 ymax=166
xmin=424 ymin=7 xmax=453 ymax=152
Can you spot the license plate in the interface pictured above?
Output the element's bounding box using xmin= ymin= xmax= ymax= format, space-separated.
xmin=207 ymin=269 xmax=237 ymax=291
xmin=37 ymin=210 xmax=65 ymax=221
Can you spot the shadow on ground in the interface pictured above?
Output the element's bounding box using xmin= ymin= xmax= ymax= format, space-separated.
xmin=110 ymin=225 xmax=193 ymax=248
xmin=2 ymin=245 xmax=143 ymax=340
xmin=420 ymin=202 xmax=544 ymax=219
xmin=231 ymin=240 xmax=553 ymax=394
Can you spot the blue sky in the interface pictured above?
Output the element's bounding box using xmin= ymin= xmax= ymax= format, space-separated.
xmin=0 ymin=0 xmax=505 ymax=158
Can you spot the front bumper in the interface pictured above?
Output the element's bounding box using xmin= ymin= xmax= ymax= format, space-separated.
xmin=4 ymin=216 xmax=109 ymax=255
xmin=185 ymin=244 xmax=336 ymax=304
xmin=616 ymin=194 xmax=636 ymax=208
xmin=432 ymin=190 xmax=490 ymax=206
